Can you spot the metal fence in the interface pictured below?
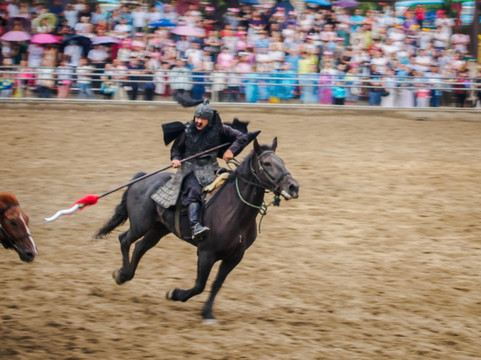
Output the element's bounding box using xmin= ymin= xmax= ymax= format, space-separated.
xmin=1 ymin=66 xmax=480 ymax=107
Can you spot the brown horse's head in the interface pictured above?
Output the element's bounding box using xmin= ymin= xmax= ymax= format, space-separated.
xmin=252 ymin=138 xmax=300 ymax=200
xmin=0 ymin=192 xmax=37 ymax=262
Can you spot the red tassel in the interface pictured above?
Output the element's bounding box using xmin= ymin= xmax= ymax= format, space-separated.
xmin=73 ymin=194 xmax=99 ymax=207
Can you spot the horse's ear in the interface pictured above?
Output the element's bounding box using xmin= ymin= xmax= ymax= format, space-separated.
xmin=253 ymin=138 xmax=261 ymax=154
xmin=271 ymin=137 xmax=278 ymax=152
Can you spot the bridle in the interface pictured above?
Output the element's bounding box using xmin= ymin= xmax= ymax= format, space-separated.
xmin=234 ymin=150 xmax=291 ymax=232
xmin=242 ymin=150 xmax=291 ymax=194
xmin=0 ymin=203 xmax=29 ymax=249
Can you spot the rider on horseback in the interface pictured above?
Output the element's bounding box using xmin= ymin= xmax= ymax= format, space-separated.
xmin=152 ymin=100 xmax=248 ymax=240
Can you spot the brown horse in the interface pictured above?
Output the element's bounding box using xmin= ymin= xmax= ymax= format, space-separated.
xmin=96 ymin=138 xmax=300 ymax=323
xmin=0 ymin=192 xmax=37 ymax=262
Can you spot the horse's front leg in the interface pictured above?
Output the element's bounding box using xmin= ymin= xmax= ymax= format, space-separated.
xmin=166 ymin=250 xmax=216 ymax=303
xmin=201 ymin=254 xmax=244 ymax=322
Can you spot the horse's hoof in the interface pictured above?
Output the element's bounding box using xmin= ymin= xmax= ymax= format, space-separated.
xmin=166 ymin=288 xmax=175 ymax=300
xmin=202 ymin=318 xmax=218 ymax=326
xmin=112 ymin=269 xmax=123 ymax=285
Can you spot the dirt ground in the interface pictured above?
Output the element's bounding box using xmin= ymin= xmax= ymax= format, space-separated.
xmin=1 ymin=103 xmax=480 ymax=360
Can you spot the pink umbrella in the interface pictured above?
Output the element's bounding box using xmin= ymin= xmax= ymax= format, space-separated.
xmin=1 ymin=30 xmax=31 ymax=42
xmin=171 ymin=25 xmax=203 ymax=37
xmin=30 ymin=33 xmax=60 ymax=44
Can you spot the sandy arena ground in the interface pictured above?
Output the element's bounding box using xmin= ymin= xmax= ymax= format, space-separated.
xmin=1 ymin=103 xmax=480 ymax=360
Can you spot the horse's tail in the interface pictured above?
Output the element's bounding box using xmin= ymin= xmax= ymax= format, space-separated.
xmin=95 ymin=172 xmax=147 ymax=239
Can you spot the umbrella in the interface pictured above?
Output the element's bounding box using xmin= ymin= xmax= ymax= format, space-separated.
xmin=149 ymin=18 xmax=177 ymax=27
xmin=1 ymin=30 xmax=31 ymax=42
xmin=30 ymin=33 xmax=60 ymax=44
xmin=62 ymin=35 xmax=92 ymax=57
xmin=305 ymin=0 xmax=331 ymax=5
xmin=395 ymin=0 xmax=444 ymax=6
xmin=92 ymin=36 xmax=119 ymax=45
xmin=7 ymin=16 xmax=32 ymax=33
xmin=171 ymin=25 xmax=203 ymax=37
xmin=32 ymin=12 xmax=58 ymax=29
xmin=333 ymin=0 xmax=359 ymax=6
xmin=239 ymin=0 xmax=260 ymax=4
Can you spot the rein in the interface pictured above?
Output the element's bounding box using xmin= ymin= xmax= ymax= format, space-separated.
xmin=234 ymin=150 xmax=286 ymax=233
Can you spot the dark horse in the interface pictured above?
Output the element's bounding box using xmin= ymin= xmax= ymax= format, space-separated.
xmin=95 ymin=138 xmax=300 ymax=322
xmin=0 ymin=192 xmax=38 ymax=262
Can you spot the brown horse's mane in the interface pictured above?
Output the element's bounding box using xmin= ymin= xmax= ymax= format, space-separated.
xmin=0 ymin=192 xmax=18 ymax=206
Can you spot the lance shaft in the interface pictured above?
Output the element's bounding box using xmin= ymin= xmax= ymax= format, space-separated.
xmin=98 ymin=142 xmax=231 ymax=198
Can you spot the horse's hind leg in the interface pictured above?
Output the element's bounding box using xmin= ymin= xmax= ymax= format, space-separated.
xmin=114 ymin=223 xmax=169 ymax=285
xmin=201 ymin=254 xmax=243 ymax=322
xmin=128 ymin=223 xmax=170 ymax=278
xmin=114 ymin=229 xmax=139 ymax=284
xmin=166 ymin=250 xmax=216 ymax=303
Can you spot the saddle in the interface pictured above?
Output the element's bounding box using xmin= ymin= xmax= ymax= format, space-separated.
xmin=172 ymin=172 xmax=230 ymax=240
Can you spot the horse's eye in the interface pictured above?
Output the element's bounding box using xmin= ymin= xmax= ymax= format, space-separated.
xmin=9 ymin=220 xmax=18 ymax=228
xmin=263 ymin=162 xmax=271 ymax=167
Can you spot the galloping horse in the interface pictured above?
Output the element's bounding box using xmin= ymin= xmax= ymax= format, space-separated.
xmin=0 ymin=192 xmax=37 ymax=262
xmin=96 ymin=138 xmax=300 ymax=322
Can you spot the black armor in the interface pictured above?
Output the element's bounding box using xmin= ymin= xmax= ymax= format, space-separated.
xmin=152 ymin=101 xmax=249 ymax=240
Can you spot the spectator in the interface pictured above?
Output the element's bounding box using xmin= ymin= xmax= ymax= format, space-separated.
xmin=64 ymin=3 xmax=79 ymax=29
xmin=0 ymin=67 xmax=15 ymax=98
xmin=76 ymin=57 xmax=94 ymax=99
xmin=451 ymin=30 xmax=470 ymax=54
xmin=344 ymin=65 xmax=361 ymax=103
xmin=426 ymin=64 xmax=442 ymax=107
xmin=63 ymin=39 xmax=82 ymax=68
xmin=474 ymin=68 xmax=481 ymax=108
xmin=414 ymin=5 xmax=425 ymax=29
xmin=318 ymin=60 xmax=336 ymax=105
xmin=299 ymin=63 xmax=319 ymax=104
xmin=154 ymin=61 xmax=172 ymax=98
xmin=126 ymin=56 xmax=144 ymax=100
xmin=169 ymin=58 xmax=192 ymax=97
xmin=209 ymin=63 xmax=226 ymax=102
xmin=74 ymin=16 xmax=93 ymax=38
xmin=56 ymin=58 xmax=74 ymax=99
xmin=380 ymin=67 xmax=396 ymax=107
xmin=367 ymin=64 xmax=382 ymax=106
xmin=91 ymin=4 xmax=107 ymax=25
xmin=453 ymin=68 xmax=470 ymax=107
xmin=36 ymin=58 xmax=55 ymax=98
xmin=132 ymin=5 xmax=147 ymax=33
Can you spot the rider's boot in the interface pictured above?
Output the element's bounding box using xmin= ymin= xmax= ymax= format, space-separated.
xmin=188 ymin=202 xmax=210 ymax=240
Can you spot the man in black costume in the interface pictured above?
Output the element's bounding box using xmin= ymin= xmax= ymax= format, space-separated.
xmin=152 ymin=100 xmax=248 ymax=239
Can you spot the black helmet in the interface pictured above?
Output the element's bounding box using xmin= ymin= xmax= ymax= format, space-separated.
xmin=194 ymin=99 xmax=213 ymax=121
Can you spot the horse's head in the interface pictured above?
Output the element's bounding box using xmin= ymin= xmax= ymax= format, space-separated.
xmin=252 ymin=138 xmax=300 ymax=200
xmin=0 ymin=193 xmax=37 ymax=263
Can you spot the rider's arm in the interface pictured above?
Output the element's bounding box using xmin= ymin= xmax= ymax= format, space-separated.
xmin=221 ymin=125 xmax=248 ymax=157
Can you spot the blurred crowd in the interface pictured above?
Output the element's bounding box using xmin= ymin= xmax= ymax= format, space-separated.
xmin=1 ymin=0 xmax=480 ymax=107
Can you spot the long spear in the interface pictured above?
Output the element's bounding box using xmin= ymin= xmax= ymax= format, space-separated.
xmin=45 ymin=142 xmax=231 ymax=222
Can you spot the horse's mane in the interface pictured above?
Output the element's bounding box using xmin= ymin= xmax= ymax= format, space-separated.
xmin=0 ymin=192 xmax=18 ymax=205
xmin=227 ymin=144 xmax=273 ymax=182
